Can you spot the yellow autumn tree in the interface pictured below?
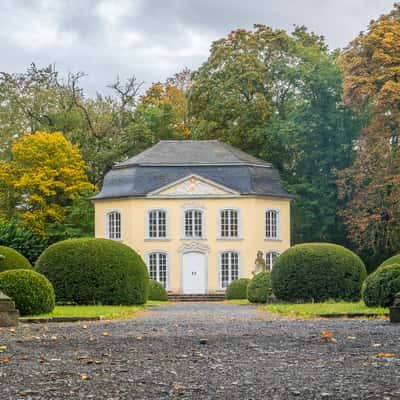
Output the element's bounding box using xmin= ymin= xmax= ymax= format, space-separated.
xmin=0 ymin=131 xmax=94 ymax=235
xmin=337 ymin=3 xmax=400 ymax=259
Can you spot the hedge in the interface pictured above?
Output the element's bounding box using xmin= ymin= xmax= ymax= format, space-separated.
xmin=225 ymin=278 xmax=250 ymax=300
xmin=271 ymin=243 xmax=367 ymax=302
xmin=0 ymin=245 xmax=32 ymax=273
xmin=35 ymin=238 xmax=149 ymax=305
xmin=362 ymin=263 xmax=400 ymax=307
xmin=148 ymin=279 xmax=168 ymax=301
xmin=0 ymin=269 xmax=55 ymax=316
xmin=247 ymin=272 xmax=272 ymax=303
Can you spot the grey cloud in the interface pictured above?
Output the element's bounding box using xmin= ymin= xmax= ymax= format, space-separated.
xmin=0 ymin=0 xmax=395 ymax=95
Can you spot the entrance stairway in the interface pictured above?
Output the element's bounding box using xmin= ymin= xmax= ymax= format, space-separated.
xmin=168 ymin=293 xmax=225 ymax=302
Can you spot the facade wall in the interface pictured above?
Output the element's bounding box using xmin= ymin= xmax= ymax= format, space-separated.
xmin=94 ymin=196 xmax=291 ymax=293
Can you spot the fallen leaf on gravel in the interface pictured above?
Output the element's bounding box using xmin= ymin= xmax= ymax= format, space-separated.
xmin=51 ymin=336 xmax=58 ymax=340
xmin=347 ymin=336 xmax=356 ymax=340
xmin=376 ymin=352 xmax=395 ymax=358
xmin=136 ymin=336 xmax=143 ymax=340
xmin=79 ymin=374 xmax=91 ymax=381
xmin=9 ymin=328 xmax=15 ymax=333
xmin=174 ymin=384 xmax=184 ymax=390
xmin=372 ymin=343 xmax=382 ymax=347
xmin=82 ymin=324 xmax=88 ymax=329
xmin=102 ymin=331 xmax=110 ymax=337
xmin=2 ymin=356 xmax=12 ymax=364
xmin=321 ymin=330 xmax=336 ymax=343
xmin=0 ymin=345 xmax=7 ymax=352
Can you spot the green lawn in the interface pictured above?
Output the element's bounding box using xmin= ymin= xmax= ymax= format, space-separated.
xmin=22 ymin=300 xmax=169 ymax=320
xmin=261 ymin=301 xmax=388 ymax=317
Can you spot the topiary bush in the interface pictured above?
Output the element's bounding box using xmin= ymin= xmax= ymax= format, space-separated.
xmin=247 ymin=272 xmax=272 ymax=303
xmin=379 ymin=254 xmax=400 ymax=270
xmin=271 ymin=243 xmax=367 ymax=302
xmin=0 ymin=245 xmax=32 ymax=273
xmin=225 ymin=278 xmax=250 ymax=300
xmin=0 ymin=269 xmax=55 ymax=316
xmin=35 ymin=238 xmax=149 ymax=305
xmin=362 ymin=263 xmax=400 ymax=307
xmin=148 ymin=279 xmax=168 ymax=301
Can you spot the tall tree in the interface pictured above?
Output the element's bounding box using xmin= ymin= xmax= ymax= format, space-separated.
xmin=189 ymin=25 xmax=360 ymax=244
xmin=337 ymin=3 xmax=400 ymax=264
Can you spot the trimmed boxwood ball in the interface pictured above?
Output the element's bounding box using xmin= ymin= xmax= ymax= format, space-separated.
xmin=271 ymin=243 xmax=367 ymax=302
xmin=247 ymin=272 xmax=272 ymax=303
xmin=0 ymin=269 xmax=55 ymax=316
xmin=148 ymin=279 xmax=168 ymax=301
xmin=379 ymin=254 xmax=400 ymax=269
xmin=35 ymin=238 xmax=149 ymax=305
xmin=362 ymin=263 xmax=400 ymax=307
xmin=0 ymin=245 xmax=32 ymax=273
xmin=225 ymin=278 xmax=250 ymax=300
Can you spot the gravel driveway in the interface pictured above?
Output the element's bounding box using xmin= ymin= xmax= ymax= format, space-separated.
xmin=1 ymin=302 xmax=400 ymax=400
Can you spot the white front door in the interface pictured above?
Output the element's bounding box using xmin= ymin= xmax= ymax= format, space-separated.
xmin=182 ymin=252 xmax=207 ymax=294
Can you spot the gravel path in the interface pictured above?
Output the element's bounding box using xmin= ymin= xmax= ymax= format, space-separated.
xmin=1 ymin=303 xmax=400 ymax=399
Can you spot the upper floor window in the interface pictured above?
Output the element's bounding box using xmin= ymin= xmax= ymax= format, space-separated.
xmin=265 ymin=209 xmax=279 ymax=239
xmin=148 ymin=209 xmax=167 ymax=239
xmin=220 ymin=251 xmax=239 ymax=289
xmin=106 ymin=211 xmax=121 ymax=240
xmin=184 ymin=209 xmax=204 ymax=239
xmin=148 ymin=252 xmax=168 ymax=289
xmin=220 ymin=209 xmax=239 ymax=238
xmin=265 ymin=251 xmax=280 ymax=270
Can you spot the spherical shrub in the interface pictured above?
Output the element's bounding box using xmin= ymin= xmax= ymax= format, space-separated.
xmin=247 ymin=272 xmax=272 ymax=303
xmin=148 ymin=279 xmax=168 ymax=301
xmin=362 ymin=263 xmax=400 ymax=307
xmin=271 ymin=243 xmax=367 ymax=302
xmin=225 ymin=278 xmax=250 ymax=300
xmin=0 ymin=245 xmax=32 ymax=273
xmin=379 ymin=254 xmax=400 ymax=270
xmin=0 ymin=269 xmax=55 ymax=316
xmin=35 ymin=238 xmax=149 ymax=305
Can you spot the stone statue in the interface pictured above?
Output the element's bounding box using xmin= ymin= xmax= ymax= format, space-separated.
xmin=252 ymin=251 xmax=266 ymax=276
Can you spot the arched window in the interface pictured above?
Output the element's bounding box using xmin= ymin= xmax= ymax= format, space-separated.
xmin=147 ymin=252 xmax=168 ymax=289
xmin=265 ymin=251 xmax=280 ymax=271
xmin=265 ymin=209 xmax=279 ymax=239
xmin=148 ymin=209 xmax=168 ymax=239
xmin=220 ymin=209 xmax=239 ymax=238
xmin=184 ymin=209 xmax=204 ymax=239
xmin=106 ymin=211 xmax=121 ymax=240
xmin=220 ymin=251 xmax=239 ymax=289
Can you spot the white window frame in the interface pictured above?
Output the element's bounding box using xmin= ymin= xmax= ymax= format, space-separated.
xmin=265 ymin=250 xmax=280 ymax=271
xmin=146 ymin=251 xmax=169 ymax=290
xmin=218 ymin=208 xmax=242 ymax=240
xmin=145 ymin=208 xmax=169 ymax=240
xmin=182 ymin=207 xmax=206 ymax=240
xmin=218 ymin=250 xmax=241 ymax=290
xmin=105 ymin=210 xmax=122 ymax=240
xmin=265 ymin=209 xmax=280 ymax=240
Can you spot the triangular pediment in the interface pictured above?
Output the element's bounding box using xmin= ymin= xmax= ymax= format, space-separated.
xmin=148 ymin=174 xmax=239 ymax=197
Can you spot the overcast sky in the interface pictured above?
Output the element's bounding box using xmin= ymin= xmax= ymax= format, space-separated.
xmin=0 ymin=0 xmax=395 ymax=95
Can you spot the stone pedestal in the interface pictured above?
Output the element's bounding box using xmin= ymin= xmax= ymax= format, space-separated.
xmin=389 ymin=293 xmax=400 ymax=323
xmin=0 ymin=290 xmax=19 ymax=327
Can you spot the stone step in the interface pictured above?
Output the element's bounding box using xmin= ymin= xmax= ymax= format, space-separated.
xmin=168 ymin=294 xmax=226 ymax=302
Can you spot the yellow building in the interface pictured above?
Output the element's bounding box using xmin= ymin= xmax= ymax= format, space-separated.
xmin=93 ymin=140 xmax=292 ymax=294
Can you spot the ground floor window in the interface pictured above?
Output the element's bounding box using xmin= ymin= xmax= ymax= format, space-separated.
xmin=265 ymin=251 xmax=280 ymax=270
xmin=148 ymin=252 xmax=168 ymax=288
xmin=220 ymin=251 xmax=239 ymax=289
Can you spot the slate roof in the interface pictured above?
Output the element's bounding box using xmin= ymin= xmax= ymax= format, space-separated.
xmin=92 ymin=140 xmax=292 ymax=200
